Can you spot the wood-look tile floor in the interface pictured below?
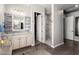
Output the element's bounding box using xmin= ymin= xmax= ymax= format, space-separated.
xmin=12 ymin=39 xmax=79 ymax=55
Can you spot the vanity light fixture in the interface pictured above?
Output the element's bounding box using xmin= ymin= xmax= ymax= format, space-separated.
xmin=10 ymin=10 xmax=25 ymax=16
xmin=13 ymin=20 xmax=20 ymax=25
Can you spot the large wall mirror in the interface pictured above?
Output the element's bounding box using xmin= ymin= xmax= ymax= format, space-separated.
xmin=12 ymin=15 xmax=31 ymax=32
xmin=12 ymin=15 xmax=24 ymax=31
xmin=4 ymin=13 xmax=31 ymax=33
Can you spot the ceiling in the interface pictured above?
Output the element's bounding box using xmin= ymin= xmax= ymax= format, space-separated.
xmin=8 ymin=4 xmax=78 ymax=14
xmin=54 ymin=4 xmax=79 ymax=13
xmin=40 ymin=4 xmax=77 ymax=14
xmin=39 ymin=4 xmax=51 ymax=12
xmin=25 ymin=4 xmax=51 ymax=14
xmin=54 ymin=4 xmax=75 ymax=10
xmin=41 ymin=4 xmax=77 ymax=14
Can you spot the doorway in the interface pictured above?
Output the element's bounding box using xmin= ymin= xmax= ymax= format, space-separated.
xmin=64 ymin=15 xmax=79 ymax=54
xmin=34 ymin=12 xmax=41 ymax=45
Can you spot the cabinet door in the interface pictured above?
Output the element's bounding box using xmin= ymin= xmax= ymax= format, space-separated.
xmin=26 ymin=37 xmax=32 ymax=46
xmin=12 ymin=36 xmax=20 ymax=50
xmin=19 ymin=37 xmax=27 ymax=48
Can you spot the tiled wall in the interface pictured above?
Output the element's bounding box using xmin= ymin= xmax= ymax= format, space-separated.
xmin=45 ymin=13 xmax=52 ymax=40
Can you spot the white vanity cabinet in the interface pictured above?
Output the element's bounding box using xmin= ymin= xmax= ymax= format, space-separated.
xmin=19 ymin=36 xmax=27 ymax=48
xmin=12 ymin=37 xmax=20 ymax=49
xmin=11 ymin=33 xmax=32 ymax=50
xmin=26 ymin=36 xmax=32 ymax=46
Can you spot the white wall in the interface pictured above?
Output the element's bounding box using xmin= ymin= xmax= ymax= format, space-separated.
xmin=54 ymin=10 xmax=64 ymax=47
xmin=51 ymin=5 xmax=64 ymax=48
xmin=51 ymin=5 xmax=54 ymax=47
xmin=4 ymin=4 xmax=31 ymax=16
xmin=45 ymin=14 xmax=52 ymax=39
xmin=45 ymin=11 xmax=52 ymax=46
xmin=0 ymin=4 xmax=4 ymax=23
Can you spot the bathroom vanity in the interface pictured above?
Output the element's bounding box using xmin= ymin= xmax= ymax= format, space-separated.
xmin=0 ymin=12 xmax=33 ymax=54
xmin=10 ymin=32 xmax=33 ymax=50
xmin=3 ymin=12 xmax=34 ymax=49
xmin=0 ymin=32 xmax=33 ymax=55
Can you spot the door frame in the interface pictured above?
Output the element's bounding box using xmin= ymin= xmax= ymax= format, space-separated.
xmin=34 ymin=12 xmax=42 ymax=45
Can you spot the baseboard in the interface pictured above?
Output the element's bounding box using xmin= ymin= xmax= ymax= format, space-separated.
xmin=74 ymin=39 xmax=79 ymax=42
xmin=74 ymin=37 xmax=79 ymax=42
xmin=31 ymin=43 xmax=35 ymax=46
xmin=51 ymin=42 xmax=64 ymax=48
